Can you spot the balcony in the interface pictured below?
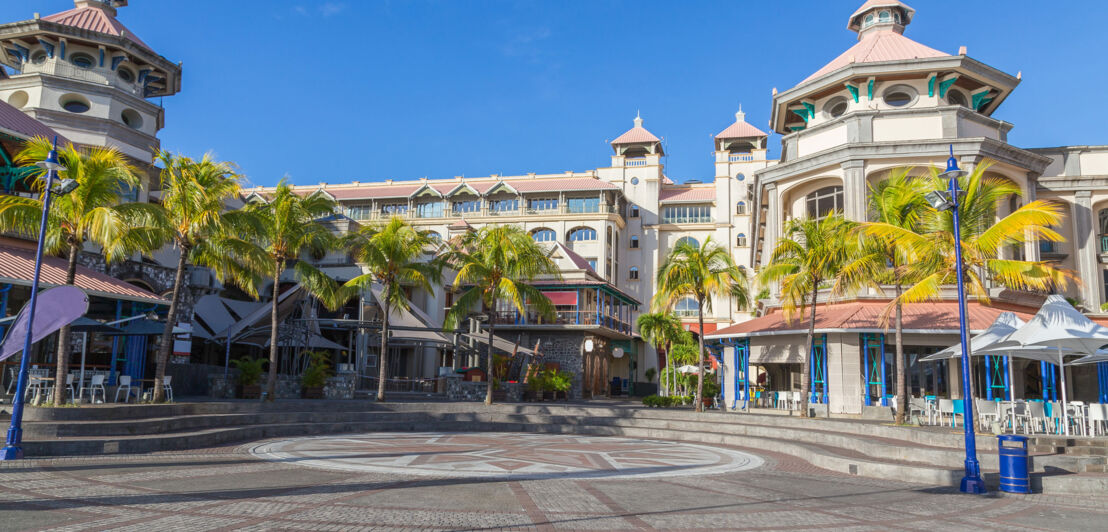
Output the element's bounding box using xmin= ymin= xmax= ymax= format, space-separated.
xmin=345 ymin=203 xmax=619 ymax=223
xmin=625 ymin=158 xmax=648 ymax=167
xmin=728 ymin=153 xmax=754 ymax=162
xmin=19 ymin=59 xmax=144 ymax=98
xmin=489 ymin=310 xmax=633 ymax=336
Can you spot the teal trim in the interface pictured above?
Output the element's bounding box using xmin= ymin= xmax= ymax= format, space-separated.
xmin=846 ymin=84 xmax=860 ymax=103
xmin=867 ymin=78 xmax=875 ymax=100
xmin=59 ymin=41 xmax=66 ymax=60
xmin=791 ymin=108 xmax=809 ymax=122
xmin=99 ymin=48 xmax=105 ymax=67
xmin=111 ymin=56 xmax=125 ymax=71
xmin=788 ymin=126 xmax=806 ymax=132
xmin=928 ymin=74 xmax=936 ymax=97
xmin=939 ymin=76 xmax=959 ymax=98
xmin=972 ymin=92 xmax=993 ymax=111
xmin=37 ymin=39 xmax=55 ymax=59
xmin=802 ymin=102 xmax=815 ymax=118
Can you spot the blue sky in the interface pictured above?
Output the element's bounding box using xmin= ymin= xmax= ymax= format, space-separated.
xmin=5 ymin=1 xmax=1107 ymax=187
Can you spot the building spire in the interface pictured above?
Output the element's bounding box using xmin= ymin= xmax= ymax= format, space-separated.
xmin=633 ymin=110 xmax=642 ymax=128
xmin=736 ymin=104 xmax=745 ymax=123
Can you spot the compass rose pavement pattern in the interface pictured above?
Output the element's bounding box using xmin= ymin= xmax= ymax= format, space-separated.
xmin=249 ymin=432 xmax=764 ymax=479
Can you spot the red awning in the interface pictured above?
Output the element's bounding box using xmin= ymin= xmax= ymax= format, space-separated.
xmin=543 ymin=291 xmax=578 ymax=306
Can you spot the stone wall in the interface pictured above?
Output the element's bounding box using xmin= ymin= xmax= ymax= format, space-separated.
xmin=445 ymin=376 xmax=522 ymax=402
xmin=495 ymin=331 xmax=597 ymax=400
xmin=324 ymin=373 xmax=355 ymax=400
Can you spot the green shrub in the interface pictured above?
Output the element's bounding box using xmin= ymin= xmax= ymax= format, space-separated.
xmin=300 ymin=351 xmax=333 ymax=388
xmin=548 ymin=370 xmax=572 ymax=392
xmin=644 ymin=367 xmax=657 ymax=383
xmin=230 ymin=357 xmax=265 ymax=386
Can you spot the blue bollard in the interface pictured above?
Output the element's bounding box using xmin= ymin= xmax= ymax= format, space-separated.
xmin=998 ymin=434 xmax=1031 ymax=494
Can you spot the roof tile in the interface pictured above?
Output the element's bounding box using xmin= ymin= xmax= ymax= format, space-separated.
xmin=43 ymin=4 xmax=152 ymax=51
xmin=0 ymin=242 xmax=165 ymax=304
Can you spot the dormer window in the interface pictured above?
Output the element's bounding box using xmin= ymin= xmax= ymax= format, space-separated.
xmin=31 ymin=51 xmax=47 ymax=65
xmin=879 ymin=10 xmax=891 ymax=23
xmin=864 ymin=14 xmax=874 ymax=27
xmin=882 ymin=85 xmax=918 ymax=108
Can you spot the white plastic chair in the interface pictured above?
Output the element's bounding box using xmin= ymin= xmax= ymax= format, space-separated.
xmin=163 ymin=375 xmax=174 ymax=402
xmin=776 ymin=391 xmax=788 ymax=409
xmin=114 ymin=375 xmax=133 ymax=403
xmin=1068 ymin=402 xmax=1088 ymax=436
xmin=5 ymin=366 xmax=17 ymax=394
xmin=908 ymin=397 xmax=926 ymax=421
xmin=83 ymin=374 xmax=106 ymax=404
xmin=1086 ymin=404 xmax=1107 ymax=436
xmin=1027 ymin=401 xmax=1048 ymax=434
xmin=975 ymin=399 xmax=998 ymax=431
xmin=938 ymin=399 xmax=955 ymax=427
xmin=789 ymin=391 xmax=799 ymax=410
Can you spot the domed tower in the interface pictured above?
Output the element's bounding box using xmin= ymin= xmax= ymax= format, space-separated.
xmin=0 ymin=1 xmax=181 ymax=162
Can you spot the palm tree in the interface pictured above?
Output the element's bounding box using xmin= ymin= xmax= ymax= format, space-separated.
xmin=758 ymin=215 xmax=853 ymax=418
xmin=0 ymin=138 xmax=143 ymax=406
xmin=866 ymin=161 xmax=1072 ymax=304
xmin=342 ymin=216 xmax=443 ymax=402
xmin=236 ymin=181 xmax=344 ymax=401
xmin=443 ymin=225 xmax=559 ymax=405
xmin=636 ymin=312 xmax=688 ymax=396
xmin=142 ymin=151 xmax=260 ymax=403
xmin=654 ymin=237 xmax=749 ymax=412
xmin=839 ymin=169 xmax=931 ymax=423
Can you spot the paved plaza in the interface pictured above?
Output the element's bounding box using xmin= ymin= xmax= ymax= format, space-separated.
xmin=2 ymin=432 xmax=1107 ymax=531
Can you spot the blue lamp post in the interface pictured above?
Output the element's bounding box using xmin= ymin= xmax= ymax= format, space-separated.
xmin=1 ymin=138 xmax=74 ymax=461
xmin=925 ymin=146 xmax=986 ymax=494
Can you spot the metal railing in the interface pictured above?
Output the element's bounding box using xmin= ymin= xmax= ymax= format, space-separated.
xmin=358 ymin=375 xmax=442 ymax=394
xmin=729 ymin=153 xmax=754 ymax=162
xmin=625 ymin=158 xmax=648 ymax=167
xmin=346 ymin=203 xmax=618 ymax=222
xmin=489 ymin=310 xmax=632 ymax=334
xmin=20 ymin=60 xmax=143 ymax=97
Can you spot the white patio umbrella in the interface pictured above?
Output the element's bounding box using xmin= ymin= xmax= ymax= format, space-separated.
xmin=676 ymin=365 xmax=700 ymax=374
xmin=989 ymin=295 xmax=1108 ymax=436
xmin=923 ymin=312 xmax=1025 ymax=402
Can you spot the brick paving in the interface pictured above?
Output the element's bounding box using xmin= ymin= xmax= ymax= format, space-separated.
xmin=1 ymin=433 xmax=1105 ymax=531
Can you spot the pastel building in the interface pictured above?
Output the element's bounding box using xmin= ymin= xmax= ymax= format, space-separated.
xmin=708 ymin=0 xmax=1108 ymax=414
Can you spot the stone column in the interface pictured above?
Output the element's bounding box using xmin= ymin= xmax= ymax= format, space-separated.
xmin=1023 ymin=173 xmax=1042 ymax=262
xmin=1072 ymin=191 xmax=1101 ymax=309
xmin=841 ymin=160 xmax=867 ymax=222
xmin=759 ymin=184 xmax=779 ymax=269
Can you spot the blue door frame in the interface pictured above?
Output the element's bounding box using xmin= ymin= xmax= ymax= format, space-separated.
xmin=860 ymin=333 xmax=887 ymax=406
xmin=985 ymin=355 xmax=1010 ymax=401
xmin=810 ymin=334 xmax=828 ymax=404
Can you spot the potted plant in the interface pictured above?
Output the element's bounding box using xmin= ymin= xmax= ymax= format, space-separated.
xmin=524 ymin=366 xmax=545 ymax=402
xmin=300 ymin=351 xmax=332 ymax=399
xmin=702 ymin=380 xmax=721 ymax=409
xmin=645 ymin=367 xmax=656 ymax=384
xmin=231 ymin=357 xmax=265 ymax=399
xmin=549 ymin=370 xmax=572 ymax=401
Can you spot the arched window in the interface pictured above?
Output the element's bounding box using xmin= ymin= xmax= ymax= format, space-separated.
xmin=735 ymin=201 xmax=747 ymax=215
xmin=864 ymin=13 xmax=874 ymax=27
xmin=878 ymin=10 xmax=891 ymax=22
xmin=736 ymin=233 xmax=747 ymax=247
xmin=567 ymin=227 xmax=597 ymax=241
xmin=806 ymin=186 xmax=843 ymax=219
xmin=426 ymin=231 xmax=442 ymax=243
xmin=629 ymin=204 xmax=639 ymax=218
xmin=630 ymin=235 xmax=639 ymax=249
xmin=531 ymin=228 xmax=556 ymax=242
xmin=629 ymin=267 xmax=639 ymax=280
xmin=674 ymin=297 xmax=699 ymax=317
xmin=676 ymin=236 xmax=699 ymax=248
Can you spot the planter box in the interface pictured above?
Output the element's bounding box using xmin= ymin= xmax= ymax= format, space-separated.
xmin=301 ymin=386 xmax=324 ymax=399
xmin=239 ymin=384 xmax=261 ymax=399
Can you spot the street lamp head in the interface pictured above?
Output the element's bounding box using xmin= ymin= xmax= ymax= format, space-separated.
xmin=34 ymin=149 xmax=66 ymax=174
xmin=940 ymin=145 xmax=966 ymax=181
xmin=924 ymin=190 xmax=954 ymax=211
xmin=52 ymin=178 xmax=79 ymax=196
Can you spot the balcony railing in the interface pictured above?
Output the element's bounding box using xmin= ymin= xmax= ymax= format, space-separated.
xmin=20 ymin=59 xmax=144 ymax=97
xmin=489 ymin=310 xmax=633 ymax=335
xmin=625 ymin=158 xmax=647 ymax=167
xmin=729 ymin=153 xmax=754 ymax=162
xmin=346 ymin=203 xmax=619 ymax=222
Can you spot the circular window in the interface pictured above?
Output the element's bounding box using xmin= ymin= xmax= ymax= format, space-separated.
xmin=31 ymin=51 xmax=47 ymax=65
xmin=70 ymin=53 xmax=95 ymax=69
xmin=630 ymin=177 xmax=639 ymax=185
xmin=824 ymin=97 xmax=849 ymax=119
xmin=7 ymin=90 xmax=28 ymax=109
xmin=882 ymin=85 xmax=917 ymax=108
xmin=117 ymin=67 xmax=135 ymax=83
xmin=59 ymin=94 xmax=90 ymax=113
xmin=947 ymin=90 xmax=969 ymax=108
xmin=121 ymin=108 xmax=143 ymax=130
xmin=736 ymin=173 xmax=746 ymax=181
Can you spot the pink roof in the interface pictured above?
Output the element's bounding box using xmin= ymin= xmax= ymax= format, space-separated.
xmin=802 ymin=29 xmax=947 ymax=83
xmin=0 ymin=241 xmax=165 ymax=304
xmin=659 ymin=187 xmax=716 ymax=202
xmin=710 ymin=300 xmax=1036 ymax=338
xmin=715 ymin=116 xmax=766 ymax=139
xmin=553 ymin=242 xmax=596 ymax=274
xmin=321 ymin=177 xmax=617 ymax=200
xmin=0 ymin=99 xmax=68 ymax=144
xmin=43 ymin=3 xmax=152 ymax=51
xmin=448 ymin=219 xmax=472 ymax=229
xmin=611 ymin=126 xmax=660 ymax=145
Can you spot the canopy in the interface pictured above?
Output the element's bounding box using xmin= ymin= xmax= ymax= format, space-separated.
xmin=989 ymin=295 xmax=1108 ymax=435
xmin=67 ymin=317 xmax=123 ymax=334
xmin=924 ymin=312 xmax=1025 ymax=360
xmin=262 ymin=334 xmax=347 ymax=351
xmin=104 ymin=318 xmax=186 ymax=336
xmin=369 ymin=283 xmax=452 ymax=345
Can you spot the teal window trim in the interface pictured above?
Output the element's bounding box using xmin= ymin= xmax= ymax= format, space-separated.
xmin=927 ymin=74 xmax=936 ymax=97
xmin=845 ymin=84 xmax=860 ymax=103
xmin=867 ymin=78 xmax=875 ymax=100
xmin=802 ymin=101 xmax=815 ymax=118
xmin=938 ymin=76 xmax=959 ymax=98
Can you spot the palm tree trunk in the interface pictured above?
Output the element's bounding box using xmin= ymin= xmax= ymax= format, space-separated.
xmin=265 ymin=264 xmax=280 ymax=402
xmin=486 ymin=309 xmax=496 ymax=406
xmin=802 ymin=283 xmax=818 ymax=418
xmin=153 ymin=245 xmax=189 ymax=403
xmin=695 ymin=299 xmax=706 ymax=413
xmin=376 ymin=296 xmax=390 ymax=402
xmin=894 ymin=283 xmax=907 ymax=424
xmin=52 ymin=242 xmax=80 ymax=406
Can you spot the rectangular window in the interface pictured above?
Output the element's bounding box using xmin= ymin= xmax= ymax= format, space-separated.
xmin=489 ymin=199 xmax=519 ymax=213
xmin=347 ymin=205 xmax=373 ymax=220
xmin=415 ymin=201 xmax=443 ymax=218
xmin=629 ymin=268 xmax=639 ymax=280
xmin=566 ymin=197 xmax=600 ymax=213
xmin=587 ymin=258 xmax=598 ymax=270
xmin=736 ymin=235 xmax=747 ymax=247
xmin=381 ymin=203 xmax=408 ymax=215
xmin=528 ymin=198 xmax=558 ymax=211
xmin=662 ymin=205 xmax=712 ymax=224
xmin=453 ymin=200 xmax=480 ymax=213
xmin=630 ymin=237 xmax=639 ymax=249
xmin=630 ymin=204 xmax=639 ymax=218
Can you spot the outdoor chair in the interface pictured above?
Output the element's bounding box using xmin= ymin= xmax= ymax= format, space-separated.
xmin=162 ymin=375 xmax=174 ymax=402
xmin=1068 ymin=402 xmax=1088 ymax=436
xmin=908 ymin=397 xmax=927 ymax=422
xmin=790 ymin=391 xmax=801 ymax=410
xmin=938 ymin=399 xmax=961 ymax=427
xmin=1047 ymin=401 xmax=1064 ymax=434
xmin=114 ymin=375 xmax=133 ymax=403
xmin=83 ymin=375 xmax=106 ymax=404
xmin=1089 ymin=404 xmax=1108 ymax=437
xmin=1009 ymin=402 xmax=1032 ymax=434
xmin=975 ymin=399 xmax=998 ymax=431
xmin=776 ymin=391 xmax=788 ymax=410
xmin=5 ymin=366 xmax=16 ymax=394
xmin=1027 ymin=401 xmax=1049 ymax=434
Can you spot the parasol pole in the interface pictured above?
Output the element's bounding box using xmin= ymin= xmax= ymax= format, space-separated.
xmin=1058 ymin=346 xmax=1069 ymax=436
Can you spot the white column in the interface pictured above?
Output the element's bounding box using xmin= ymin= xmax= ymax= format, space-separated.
xmin=1072 ymin=191 xmax=1101 ymax=309
xmin=840 ymin=160 xmax=866 ymax=222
